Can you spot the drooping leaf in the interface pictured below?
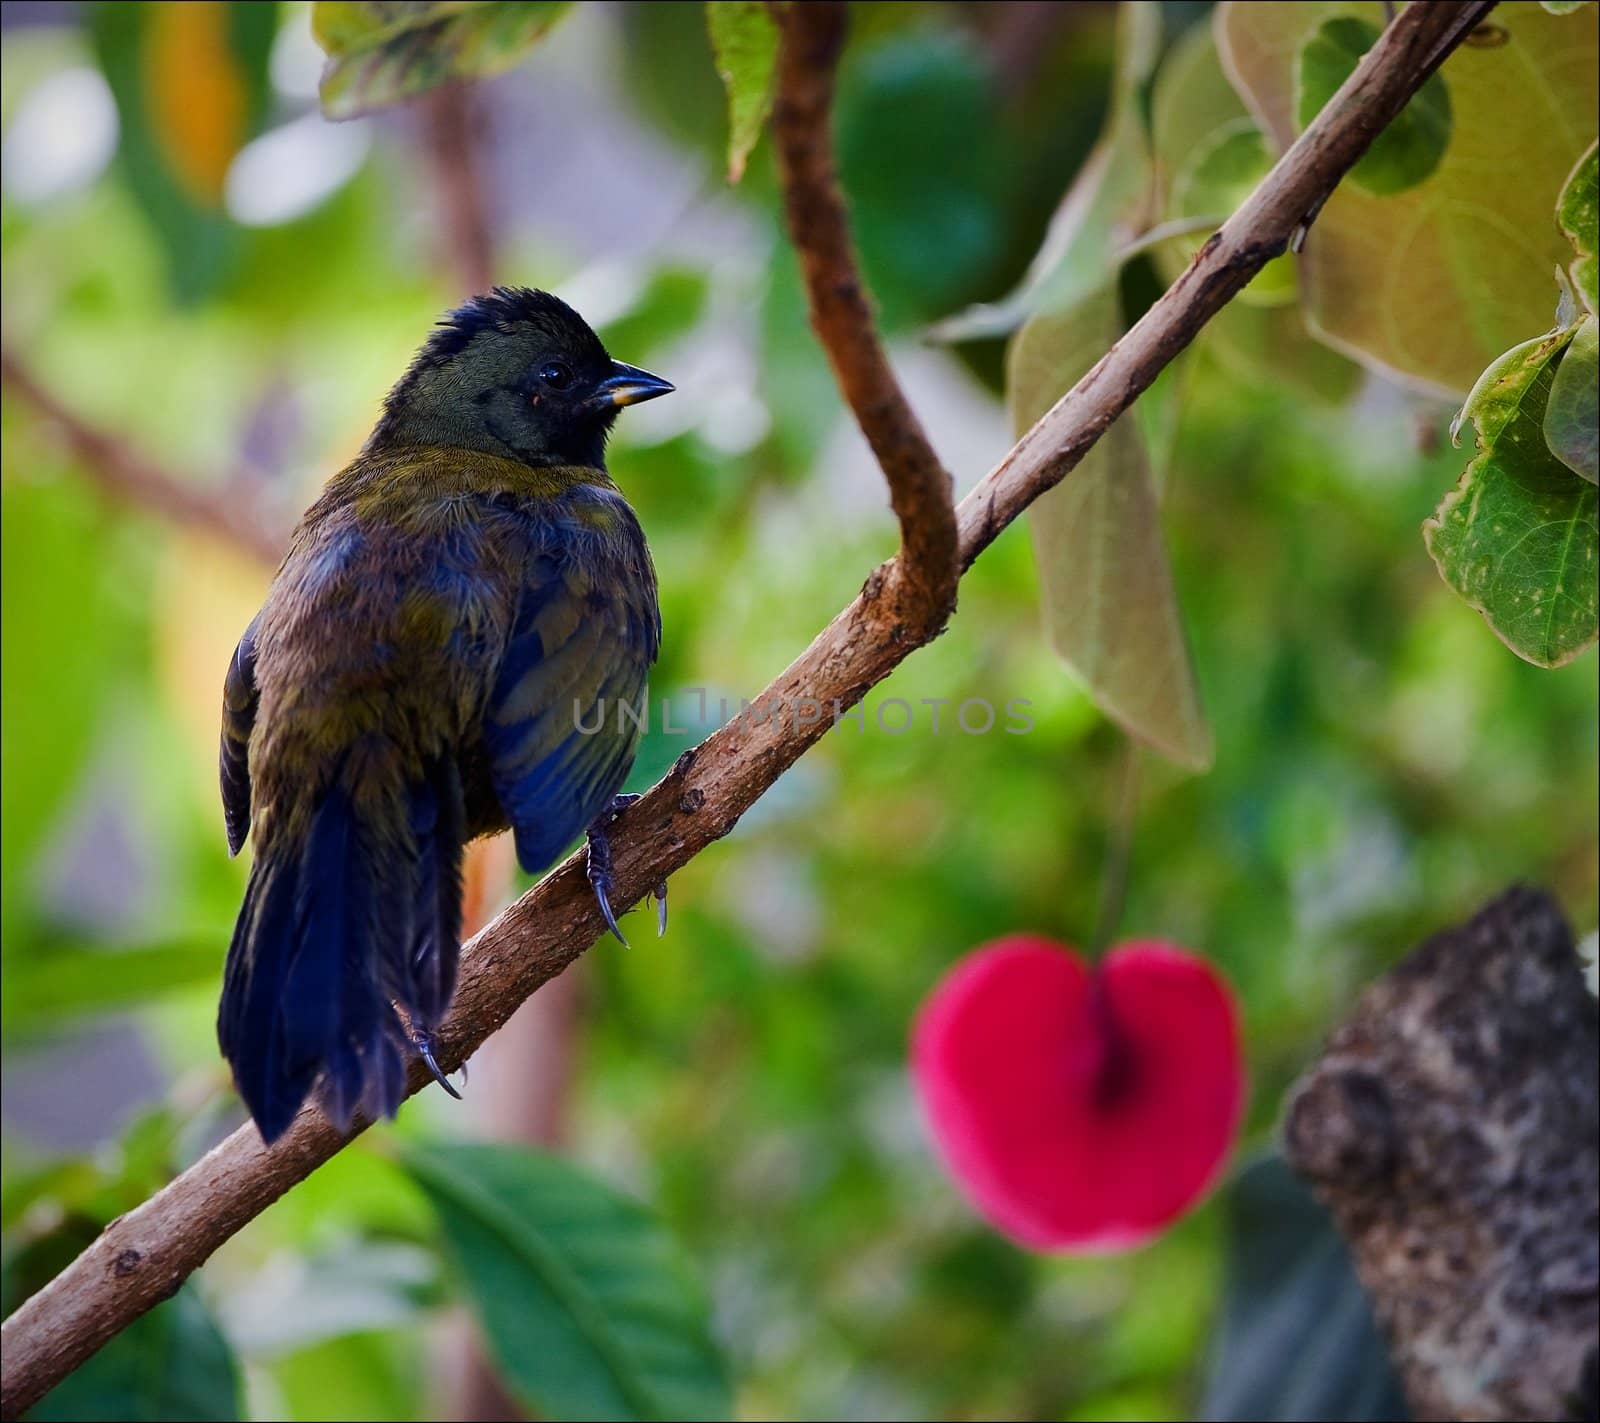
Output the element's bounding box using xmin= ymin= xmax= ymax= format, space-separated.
xmin=402 ymin=1141 xmax=732 ymax=1422
xmin=1 ymin=936 xmax=226 ymax=1033
xmin=1296 ymin=17 xmax=1451 ymax=196
xmin=1008 ymin=287 xmax=1213 ymax=770
xmin=24 ymin=1286 xmax=241 ymax=1423
xmin=931 ymin=0 xmax=1160 ymax=340
xmin=1200 ymin=1156 xmax=1408 ymax=1422
xmin=1217 ymin=0 xmax=1599 ymax=397
xmin=1545 ymin=313 xmax=1599 ymax=481
xmin=1558 ymin=141 xmax=1599 ymax=314
xmin=1426 ymin=325 xmax=1599 ymax=666
xmin=1150 ymin=23 xmax=1361 ymax=402
xmin=705 ymin=1 xmax=778 ymax=184
xmin=88 ymin=1 xmax=278 ymax=302
xmin=312 ymin=1 xmax=573 ymax=119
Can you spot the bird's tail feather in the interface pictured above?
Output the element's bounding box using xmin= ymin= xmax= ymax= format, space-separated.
xmin=218 ymin=753 xmax=465 ymax=1144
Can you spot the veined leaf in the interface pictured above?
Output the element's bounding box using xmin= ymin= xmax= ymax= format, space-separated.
xmin=24 ymin=1286 xmax=241 ymax=1423
xmin=1545 ymin=313 xmax=1598 ymax=481
xmin=1426 ymin=326 xmax=1599 ymax=666
xmin=1558 ymin=141 xmax=1598 ymax=314
xmin=931 ymin=0 xmax=1160 ymax=341
xmin=1218 ymin=0 xmax=1598 ymax=397
xmin=706 ymin=1 xmax=778 ymax=184
xmin=403 ymin=1141 xmax=731 ymax=1422
xmin=1008 ymin=287 xmax=1213 ymax=770
xmin=312 ymin=1 xmax=573 ymax=119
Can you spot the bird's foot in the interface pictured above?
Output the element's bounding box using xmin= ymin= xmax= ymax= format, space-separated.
xmin=585 ymin=794 xmax=669 ymax=944
xmin=414 ymin=1029 xmax=464 ymax=1101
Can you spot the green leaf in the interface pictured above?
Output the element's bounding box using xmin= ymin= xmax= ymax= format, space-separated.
xmin=88 ymin=1 xmax=278 ymax=303
xmin=1545 ymin=314 xmax=1599 ymax=481
xmin=833 ymin=30 xmax=1012 ymax=331
xmin=1296 ymin=16 xmax=1451 ymax=195
xmin=1 ymin=937 xmax=224 ymax=1032
xmin=1426 ymin=326 xmax=1599 ymax=666
xmin=1218 ymin=0 xmax=1599 ymax=397
xmin=1171 ymin=120 xmax=1297 ymax=305
xmin=24 ymin=1286 xmax=241 ymax=1423
xmin=402 ymin=1142 xmax=732 ymax=1422
xmin=312 ymin=1 xmax=573 ymax=119
xmin=706 ymin=2 xmax=778 ymax=184
xmin=931 ymin=0 xmax=1159 ymax=339
xmin=1008 ymin=287 xmax=1213 ymax=770
xmin=1558 ymin=141 xmax=1598 ymax=314
xmin=1201 ymin=1156 xmax=1407 ymax=1422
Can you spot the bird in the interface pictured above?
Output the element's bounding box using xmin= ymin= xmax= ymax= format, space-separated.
xmin=217 ymin=287 xmax=673 ymax=1144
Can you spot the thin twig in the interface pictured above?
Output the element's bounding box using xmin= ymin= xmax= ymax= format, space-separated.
xmin=0 ymin=348 xmax=288 ymax=567
xmin=771 ymin=0 xmax=959 ymax=629
xmin=0 ymin=3 xmax=1496 ymax=1414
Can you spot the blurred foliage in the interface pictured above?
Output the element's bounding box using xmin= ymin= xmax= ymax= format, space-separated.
xmin=1200 ymin=1156 xmax=1406 ymax=1422
xmin=2 ymin=3 xmax=1597 ymax=1422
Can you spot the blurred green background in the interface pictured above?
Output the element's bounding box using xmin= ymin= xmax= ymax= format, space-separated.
xmin=2 ymin=2 xmax=1595 ymax=1420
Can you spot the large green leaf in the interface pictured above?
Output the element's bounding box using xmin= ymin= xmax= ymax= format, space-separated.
xmin=1545 ymin=313 xmax=1599 ymax=481
xmin=24 ymin=1286 xmax=241 ymax=1423
xmin=1201 ymin=1156 xmax=1407 ymax=1422
xmin=1559 ymin=141 xmax=1599 ymax=314
xmin=1218 ymin=0 xmax=1599 ymax=397
xmin=705 ymin=1 xmax=778 ymax=184
xmin=1426 ymin=325 xmax=1599 ymax=666
xmin=88 ymin=1 xmax=277 ymax=303
xmin=313 ymin=1 xmax=573 ymax=119
xmin=1296 ymin=16 xmax=1451 ymax=196
xmin=1 ymin=936 xmax=225 ymax=1033
xmin=403 ymin=1142 xmax=731 ymax=1422
xmin=1008 ymin=287 xmax=1213 ymax=770
xmin=1150 ymin=22 xmax=1361 ymax=402
xmin=931 ymin=1 xmax=1159 ymax=341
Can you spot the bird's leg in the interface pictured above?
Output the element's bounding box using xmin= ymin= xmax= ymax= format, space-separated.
xmin=414 ymin=1028 xmax=464 ymax=1100
xmin=585 ymin=793 xmax=670 ymax=945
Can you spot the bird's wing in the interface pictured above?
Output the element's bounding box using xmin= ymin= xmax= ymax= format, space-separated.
xmin=220 ymin=614 xmax=261 ymax=856
xmin=483 ymin=548 xmax=654 ymax=874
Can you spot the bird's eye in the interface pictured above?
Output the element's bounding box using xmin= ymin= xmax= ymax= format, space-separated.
xmin=538 ymin=361 xmax=573 ymax=390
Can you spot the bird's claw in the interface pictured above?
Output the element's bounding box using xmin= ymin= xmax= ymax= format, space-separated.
xmin=586 ymin=807 xmax=630 ymax=946
xmin=654 ymin=882 xmax=668 ymax=937
xmin=415 ymin=1031 xmax=464 ymax=1101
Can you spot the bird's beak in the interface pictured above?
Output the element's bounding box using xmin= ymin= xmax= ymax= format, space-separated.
xmin=592 ymin=361 xmax=675 ymax=409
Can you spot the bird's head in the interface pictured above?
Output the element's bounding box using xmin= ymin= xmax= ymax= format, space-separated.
xmin=369 ymin=286 xmax=674 ymax=470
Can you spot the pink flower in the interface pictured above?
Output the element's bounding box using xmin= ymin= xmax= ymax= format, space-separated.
xmin=912 ymin=937 xmax=1245 ymax=1253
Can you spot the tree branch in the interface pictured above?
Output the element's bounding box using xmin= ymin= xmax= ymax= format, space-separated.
xmin=772 ymin=0 xmax=959 ymax=628
xmin=0 ymin=348 xmax=288 ymax=566
xmin=0 ymin=2 xmax=1495 ymax=1414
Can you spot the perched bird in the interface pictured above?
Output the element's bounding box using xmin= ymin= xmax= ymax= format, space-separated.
xmin=218 ymin=287 xmax=673 ymax=1144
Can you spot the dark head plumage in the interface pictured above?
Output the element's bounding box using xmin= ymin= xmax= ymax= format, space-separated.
xmin=368 ymin=287 xmax=672 ymax=470
xmin=417 ymin=287 xmax=611 ymax=373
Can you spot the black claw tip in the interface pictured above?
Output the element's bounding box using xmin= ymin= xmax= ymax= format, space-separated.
xmin=655 ymin=882 xmax=668 ymax=937
xmin=418 ymin=1037 xmax=464 ymax=1100
xmin=595 ymin=883 xmax=629 ymax=947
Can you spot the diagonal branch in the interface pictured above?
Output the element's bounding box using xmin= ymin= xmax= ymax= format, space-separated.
xmin=0 ymin=2 xmax=1495 ymax=1414
xmin=0 ymin=348 xmax=288 ymax=566
xmin=772 ymin=0 xmax=959 ymax=628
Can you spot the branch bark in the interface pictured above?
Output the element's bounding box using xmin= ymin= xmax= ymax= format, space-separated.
xmin=0 ymin=348 xmax=288 ymax=566
xmin=772 ymin=0 xmax=959 ymax=628
xmin=0 ymin=2 xmax=1496 ymax=1414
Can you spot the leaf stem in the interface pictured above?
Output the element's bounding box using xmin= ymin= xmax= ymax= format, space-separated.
xmin=1090 ymin=737 xmax=1143 ymax=957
